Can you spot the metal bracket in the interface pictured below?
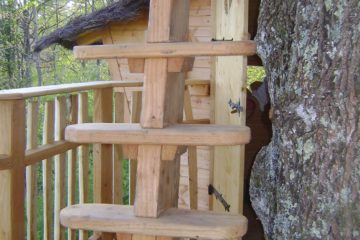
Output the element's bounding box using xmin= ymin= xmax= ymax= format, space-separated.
xmin=228 ymin=98 xmax=243 ymax=116
xmin=208 ymin=184 xmax=230 ymax=212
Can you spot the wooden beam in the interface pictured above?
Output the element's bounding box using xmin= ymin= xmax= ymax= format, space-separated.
xmin=42 ymin=101 xmax=55 ymax=240
xmin=54 ymin=96 xmax=67 ymax=240
xmin=78 ymin=93 xmax=89 ymax=240
xmin=26 ymin=101 xmax=39 ymax=240
xmin=0 ymin=80 xmax=143 ymax=100
xmin=65 ymin=123 xmax=251 ymax=146
xmin=74 ymin=41 xmax=256 ymax=60
xmin=211 ymin=0 xmax=249 ymax=214
xmin=25 ymin=141 xmax=80 ymax=166
xmin=93 ymin=88 xmax=114 ymax=240
xmin=0 ymin=100 xmax=26 ymax=240
xmin=0 ymin=155 xmax=11 ymax=170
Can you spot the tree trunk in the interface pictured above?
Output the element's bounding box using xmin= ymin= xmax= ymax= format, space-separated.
xmin=250 ymin=1 xmax=360 ymax=239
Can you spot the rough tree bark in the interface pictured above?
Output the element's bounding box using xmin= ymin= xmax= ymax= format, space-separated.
xmin=250 ymin=1 xmax=359 ymax=239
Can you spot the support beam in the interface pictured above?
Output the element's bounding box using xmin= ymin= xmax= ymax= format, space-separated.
xmin=74 ymin=41 xmax=256 ymax=60
xmin=211 ymin=0 xmax=249 ymax=214
xmin=0 ymin=100 xmax=26 ymax=240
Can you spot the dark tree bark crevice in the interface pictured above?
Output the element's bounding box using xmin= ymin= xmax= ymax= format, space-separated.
xmin=250 ymin=1 xmax=360 ymax=239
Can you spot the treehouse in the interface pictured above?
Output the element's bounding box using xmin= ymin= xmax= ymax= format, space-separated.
xmin=0 ymin=1 xmax=270 ymax=240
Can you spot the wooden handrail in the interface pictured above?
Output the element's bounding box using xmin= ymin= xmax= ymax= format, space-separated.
xmin=74 ymin=41 xmax=257 ymax=60
xmin=25 ymin=140 xmax=80 ymax=166
xmin=0 ymin=80 xmax=143 ymax=100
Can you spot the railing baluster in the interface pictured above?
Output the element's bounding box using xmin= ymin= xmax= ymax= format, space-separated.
xmin=114 ymin=92 xmax=125 ymax=205
xmin=67 ymin=95 xmax=79 ymax=240
xmin=26 ymin=101 xmax=39 ymax=240
xmin=43 ymin=100 xmax=55 ymax=240
xmin=0 ymin=100 xmax=26 ymax=240
xmin=78 ymin=92 xmax=89 ymax=240
xmin=54 ymin=96 xmax=67 ymax=240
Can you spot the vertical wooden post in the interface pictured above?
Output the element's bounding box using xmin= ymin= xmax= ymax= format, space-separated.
xmin=67 ymin=95 xmax=78 ymax=240
xmin=43 ymin=101 xmax=55 ymax=240
xmin=26 ymin=101 xmax=39 ymax=240
xmin=78 ymin=93 xmax=89 ymax=240
xmin=93 ymin=88 xmax=114 ymax=240
xmin=134 ymin=0 xmax=190 ymax=218
xmin=184 ymin=87 xmax=198 ymax=210
xmin=129 ymin=91 xmax=142 ymax=205
xmin=114 ymin=92 xmax=125 ymax=205
xmin=0 ymin=100 xmax=26 ymax=240
xmin=211 ymin=0 xmax=249 ymax=214
xmin=54 ymin=96 xmax=67 ymax=240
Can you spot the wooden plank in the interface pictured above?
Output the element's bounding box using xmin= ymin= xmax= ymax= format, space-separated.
xmin=74 ymin=41 xmax=256 ymax=60
xmin=0 ymin=80 xmax=143 ymax=100
xmin=184 ymin=88 xmax=198 ymax=210
xmin=0 ymin=100 xmax=26 ymax=240
xmin=25 ymin=141 xmax=79 ymax=166
xmin=42 ymin=101 xmax=55 ymax=240
xmin=114 ymin=92 xmax=125 ymax=205
xmin=93 ymin=88 xmax=113 ymax=240
xmin=129 ymin=91 xmax=142 ymax=205
xmin=54 ymin=96 xmax=67 ymax=240
xmin=78 ymin=93 xmax=89 ymax=240
xmin=67 ymin=95 xmax=78 ymax=240
xmin=65 ymin=123 xmax=251 ymax=146
xmin=211 ymin=0 xmax=249 ymax=214
xmin=26 ymin=101 xmax=39 ymax=240
xmin=60 ymin=204 xmax=248 ymax=239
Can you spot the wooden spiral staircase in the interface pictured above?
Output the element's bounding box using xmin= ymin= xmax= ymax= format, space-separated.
xmin=60 ymin=1 xmax=256 ymax=239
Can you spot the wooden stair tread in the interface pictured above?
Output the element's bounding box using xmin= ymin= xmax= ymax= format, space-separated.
xmin=65 ymin=123 xmax=251 ymax=146
xmin=60 ymin=204 xmax=248 ymax=239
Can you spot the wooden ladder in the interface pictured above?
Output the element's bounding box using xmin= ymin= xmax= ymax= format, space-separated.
xmin=61 ymin=1 xmax=255 ymax=239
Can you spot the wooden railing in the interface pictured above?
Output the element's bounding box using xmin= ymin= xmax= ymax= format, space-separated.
xmin=0 ymin=80 xmax=143 ymax=240
xmin=0 ymin=79 xmax=205 ymax=240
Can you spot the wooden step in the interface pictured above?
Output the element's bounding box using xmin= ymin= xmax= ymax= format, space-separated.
xmin=74 ymin=41 xmax=256 ymax=60
xmin=60 ymin=204 xmax=247 ymax=239
xmin=65 ymin=123 xmax=251 ymax=146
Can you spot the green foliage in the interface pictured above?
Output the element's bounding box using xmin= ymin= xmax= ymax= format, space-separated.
xmin=247 ymin=66 xmax=266 ymax=86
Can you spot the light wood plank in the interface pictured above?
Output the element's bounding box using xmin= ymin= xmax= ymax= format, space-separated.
xmin=211 ymin=0 xmax=249 ymax=214
xmin=54 ymin=96 xmax=67 ymax=240
xmin=25 ymin=141 xmax=79 ymax=166
xmin=60 ymin=204 xmax=248 ymax=239
xmin=0 ymin=80 xmax=143 ymax=100
xmin=26 ymin=101 xmax=39 ymax=240
xmin=74 ymin=41 xmax=256 ymax=60
xmin=78 ymin=93 xmax=89 ymax=240
xmin=114 ymin=93 xmax=125 ymax=205
xmin=42 ymin=101 xmax=55 ymax=240
xmin=93 ymin=88 xmax=114 ymax=240
xmin=0 ymin=100 xmax=26 ymax=240
xmin=67 ymin=95 xmax=78 ymax=240
xmin=65 ymin=123 xmax=251 ymax=146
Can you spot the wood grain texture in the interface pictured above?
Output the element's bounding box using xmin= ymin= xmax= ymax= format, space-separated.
xmin=26 ymin=101 xmax=39 ymax=240
xmin=211 ymin=0 xmax=249 ymax=214
xmin=0 ymin=80 xmax=142 ymax=100
xmin=93 ymin=88 xmax=113 ymax=240
xmin=54 ymin=96 xmax=67 ymax=240
xmin=42 ymin=101 xmax=55 ymax=240
xmin=65 ymin=123 xmax=250 ymax=146
xmin=0 ymin=100 xmax=26 ymax=240
xmin=74 ymin=41 xmax=256 ymax=60
xmin=60 ymin=204 xmax=248 ymax=239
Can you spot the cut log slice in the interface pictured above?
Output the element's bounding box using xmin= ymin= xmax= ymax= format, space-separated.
xmin=60 ymin=204 xmax=248 ymax=239
xmin=65 ymin=123 xmax=251 ymax=146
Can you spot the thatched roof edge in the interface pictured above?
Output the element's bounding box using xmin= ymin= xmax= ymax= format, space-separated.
xmin=34 ymin=0 xmax=149 ymax=52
